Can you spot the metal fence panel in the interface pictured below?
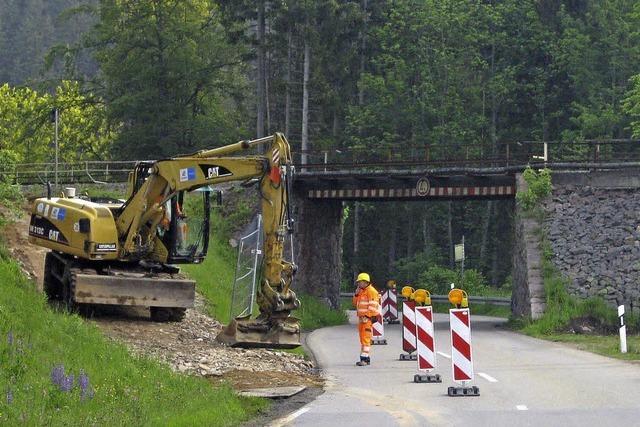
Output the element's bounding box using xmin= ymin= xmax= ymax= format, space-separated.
xmin=229 ymin=214 xmax=263 ymax=319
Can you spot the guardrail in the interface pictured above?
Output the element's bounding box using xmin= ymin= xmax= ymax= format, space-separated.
xmin=339 ymin=292 xmax=511 ymax=306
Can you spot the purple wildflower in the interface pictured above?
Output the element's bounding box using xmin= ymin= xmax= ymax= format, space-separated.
xmin=78 ymin=371 xmax=93 ymax=399
xmin=7 ymin=331 xmax=13 ymax=346
xmin=50 ymin=365 xmax=65 ymax=388
xmin=60 ymin=374 xmax=74 ymax=393
xmin=78 ymin=371 xmax=89 ymax=392
xmin=6 ymin=389 xmax=13 ymax=404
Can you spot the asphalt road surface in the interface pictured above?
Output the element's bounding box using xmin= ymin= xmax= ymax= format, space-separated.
xmin=274 ymin=311 xmax=640 ymax=426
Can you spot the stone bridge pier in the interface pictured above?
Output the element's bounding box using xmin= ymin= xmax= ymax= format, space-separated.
xmin=292 ymin=190 xmax=343 ymax=309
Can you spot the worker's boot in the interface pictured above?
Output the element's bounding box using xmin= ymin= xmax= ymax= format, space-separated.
xmin=355 ymin=356 xmax=370 ymax=366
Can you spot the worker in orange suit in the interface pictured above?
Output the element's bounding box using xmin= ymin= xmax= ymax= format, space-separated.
xmin=352 ymin=272 xmax=380 ymax=366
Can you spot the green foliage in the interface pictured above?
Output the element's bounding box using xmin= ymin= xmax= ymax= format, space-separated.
xmin=516 ymin=167 xmax=552 ymax=211
xmin=623 ymin=74 xmax=640 ymax=137
xmin=0 ymin=242 xmax=264 ymax=425
xmin=414 ymin=265 xmax=508 ymax=297
xmin=0 ymin=82 xmax=113 ymax=164
xmin=84 ymin=0 xmax=248 ymax=159
xmin=391 ymin=250 xmax=445 ymax=286
xmin=0 ymin=150 xmax=25 ymax=223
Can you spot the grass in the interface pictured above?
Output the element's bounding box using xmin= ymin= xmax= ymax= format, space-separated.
xmin=0 ymin=244 xmax=266 ymax=425
xmin=183 ymin=236 xmax=237 ymax=324
xmin=538 ymin=334 xmax=640 ymax=361
xmin=297 ymin=294 xmax=348 ymax=331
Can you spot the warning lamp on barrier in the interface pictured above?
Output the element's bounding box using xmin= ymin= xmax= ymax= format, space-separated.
xmin=387 ymin=279 xmax=397 ymax=289
xmin=448 ymin=288 xmax=468 ymax=308
xmin=412 ymin=289 xmax=431 ymax=306
xmin=401 ymin=286 xmax=415 ymax=299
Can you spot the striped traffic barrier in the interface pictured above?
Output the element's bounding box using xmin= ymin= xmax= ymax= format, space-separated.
xmin=382 ymin=289 xmax=399 ymax=324
xmin=372 ymin=313 xmax=387 ymax=345
xmin=399 ymin=301 xmax=417 ymax=360
xmin=447 ymin=308 xmax=479 ymax=396
xmin=413 ymin=305 xmax=441 ymax=383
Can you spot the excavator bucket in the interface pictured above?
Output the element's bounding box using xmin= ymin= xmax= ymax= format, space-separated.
xmin=216 ymin=317 xmax=301 ymax=349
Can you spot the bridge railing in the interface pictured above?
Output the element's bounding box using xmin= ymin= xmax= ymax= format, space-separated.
xmin=293 ymin=139 xmax=640 ymax=171
xmin=6 ymin=139 xmax=640 ymax=184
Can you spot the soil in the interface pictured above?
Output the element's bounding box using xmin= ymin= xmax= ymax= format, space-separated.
xmin=2 ymin=205 xmax=48 ymax=290
xmin=565 ymin=315 xmax=619 ymax=335
xmin=0 ymin=208 xmax=324 ymax=424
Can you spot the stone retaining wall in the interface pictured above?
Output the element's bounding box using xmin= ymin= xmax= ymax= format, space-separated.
xmin=544 ymin=185 xmax=640 ymax=311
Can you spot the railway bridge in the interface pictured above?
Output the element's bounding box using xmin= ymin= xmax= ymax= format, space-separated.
xmin=7 ymin=139 xmax=640 ymax=317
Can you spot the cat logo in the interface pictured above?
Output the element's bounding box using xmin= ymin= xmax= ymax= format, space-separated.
xmin=207 ymin=167 xmax=220 ymax=179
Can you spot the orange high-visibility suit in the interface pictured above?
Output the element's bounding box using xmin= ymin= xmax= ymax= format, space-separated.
xmin=352 ymin=284 xmax=380 ymax=360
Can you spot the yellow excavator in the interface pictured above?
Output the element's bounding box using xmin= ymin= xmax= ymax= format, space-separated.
xmin=28 ymin=133 xmax=300 ymax=348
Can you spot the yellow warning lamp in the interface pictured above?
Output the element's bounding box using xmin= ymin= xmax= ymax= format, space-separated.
xmin=412 ymin=289 xmax=431 ymax=306
xmin=387 ymin=280 xmax=397 ymax=289
xmin=448 ymin=288 xmax=469 ymax=308
xmin=401 ymin=286 xmax=415 ymax=299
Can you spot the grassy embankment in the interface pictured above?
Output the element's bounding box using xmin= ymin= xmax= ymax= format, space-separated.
xmin=0 ymin=235 xmax=265 ymax=425
xmin=511 ymin=235 xmax=640 ymax=359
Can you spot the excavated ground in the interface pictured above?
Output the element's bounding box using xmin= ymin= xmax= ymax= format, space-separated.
xmin=2 ymin=208 xmax=323 ymax=423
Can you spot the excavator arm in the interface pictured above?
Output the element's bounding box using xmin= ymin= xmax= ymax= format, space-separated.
xmin=115 ymin=133 xmax=300 ymax=348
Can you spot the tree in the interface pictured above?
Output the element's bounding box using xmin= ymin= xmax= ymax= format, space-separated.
xmin=86 ymin=0 xmax=247 ymax=159
xmin=0 ymin=81 xmax=111 ymax=164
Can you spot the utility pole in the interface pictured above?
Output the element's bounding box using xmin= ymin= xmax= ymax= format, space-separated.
xmin=51 ymin=108 xmax=59 ymax=192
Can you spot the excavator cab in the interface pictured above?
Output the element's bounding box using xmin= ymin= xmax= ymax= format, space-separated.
xmin=163 ymin=189 xmax=211 ymax=264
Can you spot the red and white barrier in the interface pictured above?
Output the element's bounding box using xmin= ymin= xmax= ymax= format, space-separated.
xmin=399 ymin=301 xmax=417 ymax=360
xmin=449 ymin=308 xmax=474 ymax=383
xmin=372 ymin=314 xmax=387 ymax=345
xmin=416 ymin=306 xmax=436 ymax=370
xmin=382 ymin=289 xmax=399 ymax=323
xmin=414 ymin=305 xmax=441 ymax=383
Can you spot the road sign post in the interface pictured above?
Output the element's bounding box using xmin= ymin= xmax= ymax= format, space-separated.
xmin=455 ymin=237 xmax=465 ymax=286
xmin=619 ymin=305 xmax=627 ymax=354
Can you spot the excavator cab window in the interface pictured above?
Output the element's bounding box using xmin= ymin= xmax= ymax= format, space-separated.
xmin=165 ymin=189 xmax=210 ymax=264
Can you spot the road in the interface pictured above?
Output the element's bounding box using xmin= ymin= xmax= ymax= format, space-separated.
xmin=275 ymin=311 xmax=640 ymax=426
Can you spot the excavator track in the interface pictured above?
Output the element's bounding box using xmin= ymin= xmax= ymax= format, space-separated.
xmin=44 ymin=251 xmax=193 ymax=322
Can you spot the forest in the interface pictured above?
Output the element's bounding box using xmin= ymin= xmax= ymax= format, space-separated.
xmin=2 ymin=0 xmax=640 ymax=292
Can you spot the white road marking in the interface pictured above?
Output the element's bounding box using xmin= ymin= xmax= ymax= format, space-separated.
xmin=437 ymin=351 xmax=451 ymax=359
xmin=269 ymin=406 xmax=310 ymax=426
xmin=516 ymin=405 xmax=528 ymax=411
xmin=477 ymin=372 xmax=498 ymax=383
